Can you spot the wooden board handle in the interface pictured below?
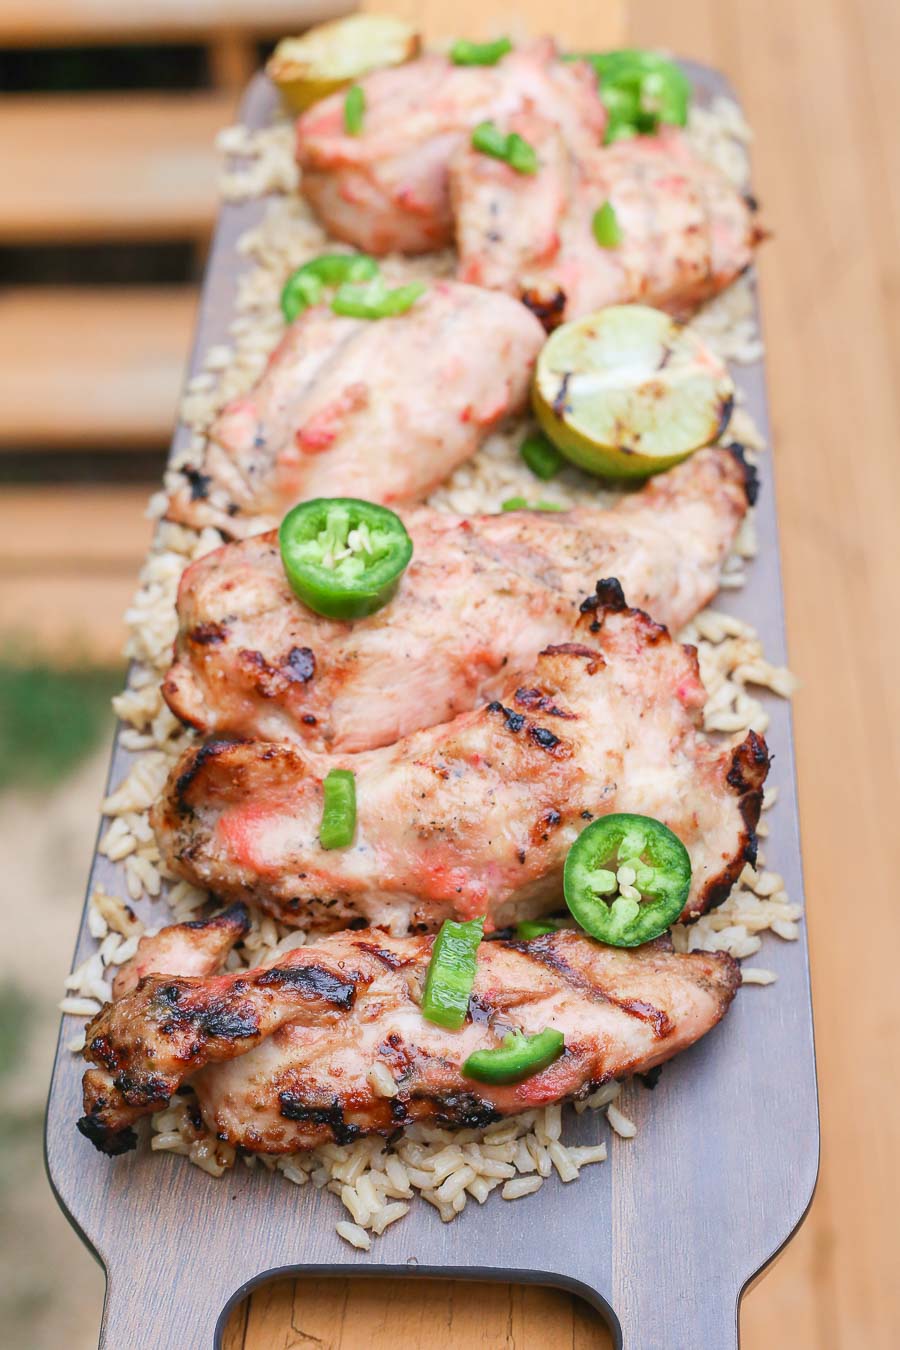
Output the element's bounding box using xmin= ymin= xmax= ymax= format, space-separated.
xmin=612 ymin=1284 xmax=738 ymax=1349
xmin=98 ymin=1259 xmax=237 ymax=1350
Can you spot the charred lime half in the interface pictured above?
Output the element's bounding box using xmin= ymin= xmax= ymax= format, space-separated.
xmin=532 ymin=305 xmax=734 ymax=481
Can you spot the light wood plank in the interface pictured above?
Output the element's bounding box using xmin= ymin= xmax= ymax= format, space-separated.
xmin=628 ymin=2 xmax=900 ymax=1348
xmin=0 ymin=572 xmax=135 ymax=664
xmin=0 ymin=287 xmax=196 ymax=447
xmin=0 ymin=486 xmax=153 ymax=568
xmin=0 ymin=0 xmax=353 ymax=45
xmin=0 ymin=93 xmax=234 ymax=243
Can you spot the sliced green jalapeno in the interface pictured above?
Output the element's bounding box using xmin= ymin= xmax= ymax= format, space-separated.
xmin=462 ymin=1028 xmax=565 ymax=1084
xmin=563 ymin=812 xmax=691 ymax=947
xmin=279 ymin=498 xmax=413 ymax=620
xmin=592 ymin=201 xmax=621 ymax=249
xmin=331 ymin=276 xmax=426 ymax=319
xmin=520 ymin=433 xmax=563 ymax=481
xmin=515 ymin=917 xmax=572 ymax=940
xmin=280 ymin=253 xmax=379 ymax=322
xmin=569 ymin=49 xmax=691 ymax=144
xmin=344 ymin=83 xmax=365 ymax=135
xmin=422 ymin=917 xmax=484 ymax=1029
xmin=501 ymin=497 xmax=565 ymax=512
xmin=319 ymin=769 xmax=356 ymax=849
xmin=471 ymin=121 xmax=538 ymax=174
xmin=450 ymin=36 xmax=512 ymax=66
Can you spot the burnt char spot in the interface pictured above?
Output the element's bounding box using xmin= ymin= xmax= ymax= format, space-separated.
xmin=513 ymin=687 xmax=576 ymax=719
xmin=486 ymin=701 xmax=525 ymax=733
xmin=389 ymin=1097 xmax=412 ymax=1124
xmin=726 ymin=730 xmax=770 ymax=794
xmin=521 ymin=286 xmax=566 ymax=332
xmin=183 ymin=464 xmax=212 ymax=501
xmin=429 ymin=1092 xmax=502 ymax=1130
xmin=355 ymin=942 xmax=413 ymax=971
xmin=189 ymin=622 xmax=227 ymax=645
xmin=77 ymin=1113 xmax=138 ymax=1155
xmin=184 ymin=901 xmax=250 ymax=937
xmin=715 ymin=393 xmax=735 ymax=441
xmin=579 ymin=577 xmax=627 ymax=616
xmin=639 ymin=1065 xmax=663 ymax=1090
xmin=285 ymin=646 xmax=316 ymax=682
xmin=278 ymin=1092 xmax=361 ymax=1145
xmin=725 ymin=442 xmax=760 ymax=507
xmin=111 ymin=1071 xmax=173 ymax=1109
xmin=153 ymin=982 xmax=260 ymax=1041
xmin=744 ymin=192 xmax=759 ymax=212
xmin=256 ymin=962 xmax=356 ymax=1010
xmin=174 ymin=740 xmax=235 ymax=815
xmin=528 ymin=726 xmax=560 ymax=751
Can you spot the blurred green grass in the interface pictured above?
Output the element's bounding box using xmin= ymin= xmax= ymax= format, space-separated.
xmin=0 ymin=663 xmax=122 ymax=792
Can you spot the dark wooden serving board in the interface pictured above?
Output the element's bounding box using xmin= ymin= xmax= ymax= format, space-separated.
xmin=45 ymin=62 xmax=819 ymax=1350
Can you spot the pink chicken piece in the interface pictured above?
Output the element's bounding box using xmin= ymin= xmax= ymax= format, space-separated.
xmin=167 ymin=280 xmax=545 ymax=535
xmin=162 ymin=446 xmax=754 ymax=752
xmin=152 ymin=584 xmax=769 ymax=936
xmin=295 ymin=38 xmax=606 ymax=255
xmin=452 ymin=119 xmax=760 ymax=324
xmin=78 ymin=925 xmax=738 ymax=1156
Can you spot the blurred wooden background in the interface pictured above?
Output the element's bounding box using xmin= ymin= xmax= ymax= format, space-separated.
xmin=2 ymin=0 xmax=897 ymax=1344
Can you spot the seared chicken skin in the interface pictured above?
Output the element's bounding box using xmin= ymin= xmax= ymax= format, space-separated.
xmin=163 ymin=446 xmax=754 ymax=751
xmin=167 ymin=281 xmax=544 ymax=536
xmin=110 ymin=903 xmax=249 ymax=1000
xmin=78 ymin=927 xmax=738 ymax=1156
xmin=295 ymin=39 xmax=605 ymax=256
xmin=452 ymin=120 xmax=759 ymax=324
xmin=153 ymin=585 xmax=768 ymax=934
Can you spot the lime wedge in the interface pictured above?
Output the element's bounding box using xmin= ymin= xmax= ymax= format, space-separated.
xmin=532 ymin=305 xmax=734 ymax=481
xmin=267 ymin=15 xmax=420 ymax=113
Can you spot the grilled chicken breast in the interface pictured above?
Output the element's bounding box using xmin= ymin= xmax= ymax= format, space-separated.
xmin=78 ymin=926 xmax=738 ymax=1156
xmin=153 ymin=584 xmax=768 ymax=934
xmin=295 ymin=38 xmax=605 ymax=256
xmin=110 ymin=903 xmax=249 ymax=1000
xmin=167 ymin=281 xmax=545 ymax=536
xmin=163 ymin=446 xmax=754 ymax=751
xmin=452 ymin=121 xmax=759 ymax=324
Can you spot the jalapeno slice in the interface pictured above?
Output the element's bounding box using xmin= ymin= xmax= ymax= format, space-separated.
xmin=331 ymin=276 xmax=426 ymax=319
xmin=319 ymin=769 xmax=356 ymax=849
xmin=462 ymin=1028 xmax=565 ymax=1084
xmin=422 ymin=917 xmax=484 ymax=1029
xmin=570 ymin=49 xmax=691 ymax=143
xmin=515 ymin=917 xmax=573 ymax=940
xmin=280 ymin=252 xmax=379 ymax=322
xmin=279 ymin=498 xmax=413 ymax=620
xmin=450 ymin=36 xmax=512 ymax=66
xmin=563 ymin=813 xmax=691 ymax=947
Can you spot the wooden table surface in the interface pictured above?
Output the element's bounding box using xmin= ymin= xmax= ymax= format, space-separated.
xmin=224 ymin=0 xmax=900 ymax=1344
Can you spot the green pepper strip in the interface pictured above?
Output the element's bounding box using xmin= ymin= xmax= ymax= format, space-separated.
xmin=450 ymin=36 xmax=512 ymax=65
xmin=515 ymin=918 xmax=572 ymax=940
xmin=344 ymin=84 xmax=365 ymax=135
xmin=567 ymin=49 xmax=691 ymax=144
xmin=281 ymin=253 xmax=379 ymax=323
xmin=471 ymin=121 xmax=538 ymax=175
xmin=319 ymin=769 xmax=356 ymax=850
xmin=462 ymin=1028 xmax=565 ymax=1085
xmin=520 ymin=433 xmax=563 ymax=481
xmin=331 ymin=277 xmax=426 ymax=319
xmin=501 ymin=497 xmax=565 ymax=512
xmin=563 ymin=812 xmax=691 ymax=947
xmin=279 ymin=497 xmax=413 ymax=620
xmin=592 ymin=201 xmax=622 ymax=249
xmin=421 ymin=917 xmax=484 ymax=1029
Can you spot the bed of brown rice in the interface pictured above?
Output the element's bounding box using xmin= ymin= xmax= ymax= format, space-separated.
xmin=59 ymin=80 xmax=802 ymax=1247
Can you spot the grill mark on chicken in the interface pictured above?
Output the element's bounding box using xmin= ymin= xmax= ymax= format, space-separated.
xmin=725 ymin=442 xmax=760 ymax=507
xmin=255 ymin=962 xmax=357 ymax=1009
xmin=77 ymin=929 xmax=739 ymax=1156
xmin=162 ymin=448 xmax=749 ymax=752
xmin=507 ymin=937 xmax=672 ymax=1037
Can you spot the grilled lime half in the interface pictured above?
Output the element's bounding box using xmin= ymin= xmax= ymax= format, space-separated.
xmin=266 ymin=15 xmax=421 ymax=113
xmin=532 ymin=305 xmax=734 ymax=481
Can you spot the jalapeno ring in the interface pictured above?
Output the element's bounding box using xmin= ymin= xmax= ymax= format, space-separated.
xmin=563 ymin=813 xmax=691 ymax=947
xmin=279 ymin=498 xmax=413 ymax=621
